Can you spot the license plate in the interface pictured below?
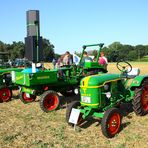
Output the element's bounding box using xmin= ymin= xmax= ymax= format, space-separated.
xmin=81 ymin=96 xmax=91 ymax=103
xmin=69 ymin=108 xmax=80 ymax=124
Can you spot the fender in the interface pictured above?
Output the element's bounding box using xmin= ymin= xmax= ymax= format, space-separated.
xmin=21 ymin=86 xmax=35 ymax=95
xmin=130 ymin=75 xmax=148 ymax=90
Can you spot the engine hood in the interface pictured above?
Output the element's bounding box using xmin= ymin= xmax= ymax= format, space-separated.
xmin=80 ymin=74 xmax=121 ymax=88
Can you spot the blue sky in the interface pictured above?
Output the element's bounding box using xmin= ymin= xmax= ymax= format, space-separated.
xmin=0 ymin=0 xmax=148 ymax=54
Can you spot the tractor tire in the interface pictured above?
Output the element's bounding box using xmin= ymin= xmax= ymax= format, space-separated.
xmin=132 ymin=79 xmax=148 ymax=116
xmin=0 ymin=87 xmax=12 ymax=103
xmin=20 ymin=92 xmax=36 ymax=104
xmin=39 ymin=90 xmax=60 ymax=112
xmin=101 ymin=108 xmax=122 ymax=138
xmin=66 ymin=101 xmax=83 ymax=126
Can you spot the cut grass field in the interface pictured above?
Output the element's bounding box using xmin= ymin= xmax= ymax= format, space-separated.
xmin=0 ymin=62 xmax=148 ymax=148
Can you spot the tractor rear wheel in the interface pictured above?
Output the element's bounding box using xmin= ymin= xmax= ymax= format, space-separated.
xmin=132 ymin=79 xmax=148 ymax=116
xmin=66 ymin=101 xmax=83 ymax=126
xmin=40 ymin=90 xmax=60 ymax=112
xmin=0 ymin=87 xmax=12 ymax=103
xmin=20 ymin=92 xmax=36 ymax=104
xmin=101 ymin=108 xmax=122 ymax=138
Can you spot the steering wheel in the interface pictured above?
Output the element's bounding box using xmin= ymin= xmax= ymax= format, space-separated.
xmin=116 ymin=61 xmax=132 ymax=73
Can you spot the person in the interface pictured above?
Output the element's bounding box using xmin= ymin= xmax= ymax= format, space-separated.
xmin=52 ymin=58 xmax=57 ymax=69
xmin=82 ymin=51 xmax=93 ymax=64
xmin=98 ymin=52 xmax=108 ymax=69
xmin=55 ymin=56 xmax=64 ymax=68
xmin=63 ymin=51 xmax=72 ymax=65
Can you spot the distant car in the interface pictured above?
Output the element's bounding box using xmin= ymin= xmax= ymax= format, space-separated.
xmin=12 ymin=59 xmax=31 ymax=67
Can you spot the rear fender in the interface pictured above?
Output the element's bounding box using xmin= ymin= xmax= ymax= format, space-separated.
xmin=130 ymin=75 xmax=148 ymax=91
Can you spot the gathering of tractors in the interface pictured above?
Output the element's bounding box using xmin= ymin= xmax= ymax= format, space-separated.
xmin=0 ymin=10 xmax=148 ymax=139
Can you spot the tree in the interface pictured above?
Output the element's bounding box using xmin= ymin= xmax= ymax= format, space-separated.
xmin=134 ymin=45 xmax=145 ymax=61
xmin=8 ymin=41 xmax=25 ymax=59
xmin=128 ymin=50 xmax=138 ymax=61
xmin=108 ymin=42 xmax=123 ymax=62
xmin=0 ymin=41 xmax=7 ymax=52
xmin=42 ymin=38 xmax=55 ymax=62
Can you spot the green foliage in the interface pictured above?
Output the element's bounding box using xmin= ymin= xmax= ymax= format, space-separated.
xmin=0 ymin=38 xmax=55 ymax=62
xmin=0 ymin=39 xmax=147 ymax=62
xmin=136 ymin=55 xmax=148 ymax=62
xmin=104 ymin=42 xmax=148 ymax=62
xmin=8 ymin=41 xmax=25 ymax=59
xmin=42 ymin=38 xmax=55 ymax=62
xmin=54 ymin=53 xmax=61 ymax=60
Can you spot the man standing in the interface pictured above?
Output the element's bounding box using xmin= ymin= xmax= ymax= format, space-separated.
xmin=82 ymin=51 xmax=93 ymax=64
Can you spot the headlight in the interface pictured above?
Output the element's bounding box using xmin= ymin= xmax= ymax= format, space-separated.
xmin=74 ymin=88 xmax=79 ymax=95
xmin=106 ymin=92 xmax=111 ymax=98
xmin=104 ymin=84 xmax=110 ymax=91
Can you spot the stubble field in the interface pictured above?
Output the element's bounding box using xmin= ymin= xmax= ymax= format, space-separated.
xmin=0 ymin=62 xmax=148 ymax=148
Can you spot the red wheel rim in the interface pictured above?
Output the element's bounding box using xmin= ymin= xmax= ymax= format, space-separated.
xmin=23 ymin=93 xmax=35 ymax=102
xmin=141 ymin=85 xmax=148 ymax=111
xmin=107 ymin=113 xmax=121 ymax=135
xmin=0 ymin=87 xmax=11 ymax=102
xmin=43 ymin=94 xmax=59 ymax=111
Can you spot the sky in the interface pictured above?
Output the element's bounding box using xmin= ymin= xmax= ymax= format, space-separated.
xmin=0 ymin=0 xmax=148 ymax=54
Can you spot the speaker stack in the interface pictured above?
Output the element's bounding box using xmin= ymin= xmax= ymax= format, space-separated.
xmin=25 ymin=10 xmax=43 ymax=62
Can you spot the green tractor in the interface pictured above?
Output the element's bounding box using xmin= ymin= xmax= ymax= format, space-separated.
xmin=12 ymin=43 xmax=107 ymax=112
xmin=0 ymin=52 xmax=22 ymax=103
xmin=66 ymin=61 xmax=148 ymax=138
xmin=0 ymin=68 xmax=23 ymax=103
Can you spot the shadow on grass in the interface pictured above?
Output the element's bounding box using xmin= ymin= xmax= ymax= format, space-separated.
xmin=120 ymin=122 xmax=131 ymax=132
xmin=60 ymin=94 xmax=80 ymax=109
xmin=12 ymin=95 xmax=20 ymax=100
xmin=79 ymin=117 xmax=101 ymax=129
xmin=119 ymin=102 xmax=133 ymax=117
xmin=76 ymin=102 xmax=133 ymax=134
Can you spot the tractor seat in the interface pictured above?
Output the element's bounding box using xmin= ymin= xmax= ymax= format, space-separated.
xmin=126 ymin=68 xmax=140 ymax=78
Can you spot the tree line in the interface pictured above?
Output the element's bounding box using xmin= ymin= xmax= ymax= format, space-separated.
xmin=0 ymin=39 xmax=55 ymax=62
xmin=102 ymin=42 xmax=148 ymax=62
xmin=0 ymin=40 xmax=147 ymax=62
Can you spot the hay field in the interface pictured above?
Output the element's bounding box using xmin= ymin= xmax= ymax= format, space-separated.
xmin=107 ymin=62 xmax=148 ymax=75
xmin=0 ymin=62 xmax=148 ymax=148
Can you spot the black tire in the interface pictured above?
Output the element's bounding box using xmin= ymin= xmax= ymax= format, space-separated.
xmin=66 ymin=101 xmax=83 ymax=126
xmin=132 ymin=79 xmax=148 ymax=116
xmin=101 ymin=108 xmax=122 ymax=138
xmin=0 ymin=87 xmax=12 ymax=103
xmin=40 ymin=90 xmax=60 ymax=112
xmin=20 ymin=92 xmax=36 ymax=104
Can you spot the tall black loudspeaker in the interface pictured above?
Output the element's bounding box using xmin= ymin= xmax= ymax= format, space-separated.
xmin=25 ymin=36 xmax=43 ymax=62
xmin=27 ymin=10 xmax=40 ymax=37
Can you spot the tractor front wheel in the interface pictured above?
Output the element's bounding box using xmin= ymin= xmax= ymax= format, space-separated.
xmin=20 ymin=92 xmax=36 ymax=104
xmin=0 ymin=87 xmax=12 ymax=103
xmin=133 ymin=79 xmax=148 ymax=116
xmin=101 ymin=108 xmax=122 ymax=138
xmin=66 ymin=101 xmax=83 ymax=126
xmin=40 ymin=90 xmax=60 ymax=112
